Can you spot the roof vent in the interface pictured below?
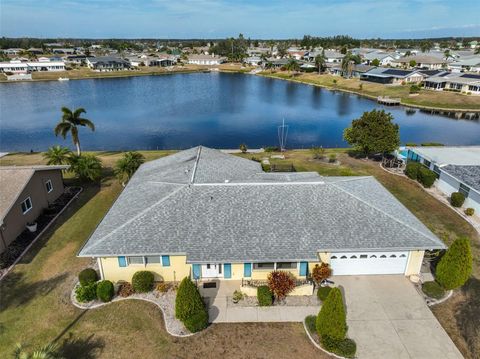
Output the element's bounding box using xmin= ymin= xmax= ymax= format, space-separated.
xmin=224 ymin=179 xmax=229 ymax=183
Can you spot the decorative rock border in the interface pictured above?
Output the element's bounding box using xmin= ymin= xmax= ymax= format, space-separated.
xmin=70 ymin=282 xmax=195 ymax=337
xmin=302 ymin=318 xmax=350 ymax=359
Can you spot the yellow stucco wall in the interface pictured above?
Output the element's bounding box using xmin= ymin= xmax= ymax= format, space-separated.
xmin=318 ymin=252 xmax=330 ymax=264
xmin=405 ymin=250 xmax=425 ymax=276
xmin=99 ymin=256 xmax=191 ymax=283
xmin=251 ymin=267 xmax=301 ymax=280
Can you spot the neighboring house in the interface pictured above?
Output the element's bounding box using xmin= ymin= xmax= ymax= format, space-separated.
xmin=448 ymin=56 xmax=480 ymax=73
xmin=244 ymin=56 xmax=262 ymax=66
xmin=363 ymin=51 xmax=396 ymax=66
xmin=406 ymin=146 xmax=480 ymax=214
xmin=187 ymin=54 xmax=226 ymax=65
xmin=424 ymin=73 xmax=480 ymax=95
xmin=393 ymin=55 xmax=446 ymax=70
xmin=0 ymin=166 xmax=68 ymax=254
xmin=64 ymin=55 xmax=94 ymax=65
xmin=360 ymin=67 xmax=425 ymax=84
xmin=27 ymin=48 xmax=44 ymax=55
xmin=323 ymin=50 xmax=344 ymax=63
xmin=78 ymin=147 xmax=445 ymax=283
xmin=2 ymin=48 xmax=24 ymax=55
xmin=329 ymin=64 xmax=375 ymax=78
xmin=86 ymin=56 xmax=130 ymax=71
xmin=0 ymin=60 xmax=65 ymax=73
xmin=52 ymin=48 xmax=75 ymax=55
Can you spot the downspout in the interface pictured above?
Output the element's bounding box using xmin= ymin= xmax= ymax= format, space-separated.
xmin=97 ymin=258 xmax=105 ymax=280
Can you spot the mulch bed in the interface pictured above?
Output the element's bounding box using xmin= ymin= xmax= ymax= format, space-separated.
xmin=0 ymin=187 xmax=82 ymax=271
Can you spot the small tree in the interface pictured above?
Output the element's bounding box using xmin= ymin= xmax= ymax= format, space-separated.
xmin=316 ymin=287 xmax=347 ymax=340
xmin=405 ymin=162 xmax=421 ymax=179
xmin=417 ymin=167 xmax=436 ymax=188
xmin=409 ymin=60 xmax=417 ymax=68
xmin=371 ymin=58 xmax=380 ymax=66
xmin=343 ymin=110 xmax=400 ymax=157
xmin=175 ymin=277 xmax=206 ymax=321
xmin=450 ymin=192 xmax=465 ymax=207
xmin=436 ymin=237 xmax=472 ymax=290
xmin=311 ymin=146 xmax=325 ymax=159
xmin=69 ymin=154 xmax=102 ymax=181
xmin=311 ymin=263 xmax=332 ymax=285
xmin=115 ymin=151 xmax=145 ymax=186
xmin=43 ymin=145 xmax=72 ymax=165
xmin=239 ymin=143 xmax=247 ymax=153
xmin=267 ymin=270 xmax=296 ymax=300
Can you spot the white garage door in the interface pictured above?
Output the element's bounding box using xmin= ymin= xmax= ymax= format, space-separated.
xmin=330 ymin=251 xmax=409 ymax=275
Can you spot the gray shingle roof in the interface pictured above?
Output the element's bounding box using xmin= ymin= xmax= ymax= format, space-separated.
xmin=78 ymin=147 xmax=445 ymax=261
xmin=442 ymin=165 xmax=480 ymax=193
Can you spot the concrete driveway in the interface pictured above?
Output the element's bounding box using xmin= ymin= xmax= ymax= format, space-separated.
xmin=334 ymin=275 xmax=463 ymax=359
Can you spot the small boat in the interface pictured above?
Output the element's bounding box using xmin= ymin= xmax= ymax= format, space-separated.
xmin=58 ymin=77 xmax=69 ymax=81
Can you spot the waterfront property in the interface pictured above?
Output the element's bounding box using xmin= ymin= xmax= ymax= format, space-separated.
xmin=360 ymin=67 xmax=425 ymax=84
xmin=86 ymin=56 xmax=130 ymax=71
xmin=406 ymin=146 xmax=480 ymax=213
xmin=79 ymin=146 xmax=445 ymax=284
xmin=0 ymin=60 xmax=65 ymax=73
xmin=424 ymin=73 xmax=480 ymax=95
xmin=187 ymin=54 xmax=226 ymax=65
xmin=0 ymin=165 xmax=68 ymax=253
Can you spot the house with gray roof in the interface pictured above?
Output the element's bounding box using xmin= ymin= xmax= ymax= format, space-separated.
xmin=79 ymin=147 xmax=444 ymax=283
xmin=86 ymin=56 xmax=130 ymax=71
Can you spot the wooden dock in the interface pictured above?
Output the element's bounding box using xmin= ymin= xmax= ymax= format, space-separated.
xmin=377 ymin=96 xmax=401 ymax=106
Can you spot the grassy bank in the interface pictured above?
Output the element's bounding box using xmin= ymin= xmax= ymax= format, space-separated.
xmin=260 ymin=71 xmax=480 ymax=111
xmin=0 ymin=149 xmax=478 ymax=358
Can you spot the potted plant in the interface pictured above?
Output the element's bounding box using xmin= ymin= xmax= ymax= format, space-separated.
xmin=26 ymin=222 xmax=37 ymax=232
xmin=232 ymin=290 xmax=243 ymax=304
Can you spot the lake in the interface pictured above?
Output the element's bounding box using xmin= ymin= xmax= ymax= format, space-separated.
xmin=1 ymin=72 xmax=479 ymax=151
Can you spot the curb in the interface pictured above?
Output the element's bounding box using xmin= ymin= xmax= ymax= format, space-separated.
xmin=302 ymin=319 xmax=351 ymax=359
xmin=0 ymin=187 xmax=83 ymax=282
xmin=426 ymin=289 xmax=454 ymax=306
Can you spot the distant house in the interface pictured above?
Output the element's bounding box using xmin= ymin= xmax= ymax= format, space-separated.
xmin=187 ymin=54 xmax=226 ymax=65
xmin=406 ymin=147 xmax=480 ymax=214
xmin=0 ymin=60 xmax=65 ymax=74
xmin=64 ymin=55 xmax=94 ymax=65
xmin=424 ymin=73 xmax=480 ymax=95
xmin=361 ymin=67 xmax=425 ymax=84
xmin=448 ymin=56 xmax=480 ymax=73
xmin=393 ymin=55 xmax=446 ymax=70
xmin=27 ymin=48 xmax=44 ymax=55
xmin=52 ymin=48 xmax=76 ymax=55
xmin=86 ymin=56 xmax=130 ymax=71
xmin=0 ymin=166 xmax=68 ymax=254
xmin=329 ymin=64 xmax=375 ymax=78
xmin=323 ymin=50 xmax=344 ymax=63
xmin=363 ymin=51 xmax=397 ymax=66
xmin=244 ymin=56 xmax=262 ymax=66
xmin=2 ymin=48 xmax=24 ymax=55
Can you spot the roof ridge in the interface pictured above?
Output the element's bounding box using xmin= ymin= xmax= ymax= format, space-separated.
xmin=190 ymin=146 xmax=202 ymax=184
xmin=330 ymin=181 xmax=443 ymax=246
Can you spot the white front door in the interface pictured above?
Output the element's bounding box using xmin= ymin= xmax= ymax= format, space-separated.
xmin=201 ymin=263 xmax=223 ymax=278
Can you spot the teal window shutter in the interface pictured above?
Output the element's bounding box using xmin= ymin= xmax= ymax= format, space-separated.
xmin=118 ymin=256 xmax=127 ymax=267
xmin=224 ymin=263 xmax=232 ymax=278
xmin=244 ymin=263 xmax=252 ymax=277
xmin=161 ymin=255 xmax=170 ymax=267
xmin=299 ymin=262 xmax=308 ymax=276
xmin=192 ymin=264 xmax=201 ymax=279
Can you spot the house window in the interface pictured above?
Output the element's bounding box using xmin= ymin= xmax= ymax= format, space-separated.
xmin=276 ymin=262 xmax=297 ymax=269
xmin=360 ymin=254 xmax=368 ymax=259
xmin=459 ymin=183 xmax=470 ymax=198
xmin=253 ymin=262 xmax=275 ymax=270
xmin=21 ymin=197 xmax=33 ymax=214
xmin=45 ymin=179 xmax=53 ymax=193
xmin=370 ymin=255 xmax=377 ymax=258
xmin=145 ymin=256 xmax=161 ymax=265
xmin=331 ymin=256 xmax=338 ymax=259
xmin=390 ymin=255 xmax=397 ymax=258
xmin=380 ymin=255 xmax=387 ymax=258
xmin=340 ymin=256 xmax=347 ymax=259
xmin=423 ymin=160 xmax=431 ymax=168
xmin=350 ymin=255 xmax=357 ymax=259
xmin=127 ymin=256 xmax=144 ymax=265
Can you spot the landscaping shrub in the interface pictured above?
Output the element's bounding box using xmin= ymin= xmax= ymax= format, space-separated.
xmin=156 ymin=282 xmax=171 ymax=293
xmin=328 ymin=154 xmax=337 ymax=163
xmin=465 ymin=208 xmax=475 ymax=216
xmin=117 ymin=282 xmax=134 ymax=297
xmin=175 ymin=277 xmax=208 ymax=333
xmin=422 ymin=281 xmax=445 ymax=300
xmin=75 ymin=282 xmax=97 ymax=302
xmin=239 ymin=143 xmax=247 ymax=153
xmin=409 ymin=84 xmax=420 ymax=94
xmin=264 ymin=146 xmax=279 ymax=152
xmin=417 ymin=167 xmax=436 ymax=188
xmin=132 ymin=271 xmax=154 ymax=293
xmin=436 ymin=237 xmax=473 ymax=290
xmin=78 ymin=268 xmax=98 ymax=286
xmin=96 ymin=280 xmax=114 ymax=302
xmin=311 ymin=263 xmax=332 ymax=285
xmin=267 ymin=271 xmax=296 ymax=300
xmin=321 ymin=336 xmax=357 ymax=358
xmin=317 ymin=286 xmax=332 ymax=301
xmin=451 ymin=192 xmax=465 ymax=207
xmin=305 ymin=315 xmax=316 ymax=334
xmin=405 ymin=162 xmax=421 ymax=180
xmin=316 ymin=287 xmax=347 ymax=340
xmin=257 ymin=285 xmax=273 ymax=306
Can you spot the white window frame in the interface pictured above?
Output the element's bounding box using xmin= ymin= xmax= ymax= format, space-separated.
xmin=127 ymin=256 xmax=144 ymax=265
xmin=45 ymin=179 xmax=53 ymax=193
xmin=21 ymin=197 xmax=33 ymax=214
xmin=145 ymin=255 xmax=161 ymax=265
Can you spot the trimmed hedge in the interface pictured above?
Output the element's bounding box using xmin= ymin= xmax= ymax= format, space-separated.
xmin=78 ymin=268 xmax=98 ymax=286
xmin=317 ymin=286 xmax=332 ymax=301
xmin=321 ymin=336 xmax=357 ymax=358
xmin=75 ymin=282 xmax=97 ymax=302
xmin=257 ymin=285 xmax=273 ymax=306
xmin=132 ymin=271 xmax=154 ymax=293
xmin=96 ymin=280 xmax=114 ymax=302
xmin=305 ymin=315 xmax=316 ymax=334
xmin=175 ymin=277 xmax=208 ymax=332
xmin=417 ymin=167 xmax=436 ymax=188
xmin=436 ymin=237 xmax=473 ymax=290
xmin=316 ymin=287 xmax=347 ymax=341
xmin=451 ymin=192 xmax=465 ymax=207
xmin=405 ymin=162 xmax=421 ymax=180
xmin=422 ymin=281 xmax=445 ymax=300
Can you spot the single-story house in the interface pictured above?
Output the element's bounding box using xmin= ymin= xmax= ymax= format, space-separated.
xmin=52 ymin=48 xmax=75 ymax=55
xmin=244 ymin=56 xmax=262 ymax=66
xmin=1 ymin=48 xmax=24 ymax=55
xmin=323 ymin=50 xmax=344 ymax=63
xmin=424 ymin=73 xmax=480 ymax=95
xmin=86 ymin=56 xmax=130 ymax=71
xmin=328 ymin=64 xmax=375 ymax=78
xmin=79 ymin=147 xmax=445 ymax=283
xmin=393 ymin=55 xmax=446 ymax=70
xmin=363 ymin=51 xmax=397 ymax=66
xmin=0 ymin=60 xmax=65 ymax=73
xmin=187 ymin=54 xmax=226 ymax=65
xmin=406 ymin=146 xmax=480 ymax=214
xmin=0 ymin=165 xmax=68 ymax=254
xmin=448 ymin=56 xmax=480 ymax=73
xmin=360 ymin=67 xmax=425 ymax=84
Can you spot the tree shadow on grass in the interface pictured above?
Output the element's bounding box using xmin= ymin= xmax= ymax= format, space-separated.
xmin=58 ymin=332 xmax=105 ymax=359
xmin=455 ymin=277 xmax=480 ymax=358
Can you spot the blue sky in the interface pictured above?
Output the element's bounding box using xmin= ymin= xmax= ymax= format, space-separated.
xmin=1 ymin=0 xmax=479 ymax=39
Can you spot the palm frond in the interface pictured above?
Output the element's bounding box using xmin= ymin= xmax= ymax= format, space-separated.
xmin=78 ymin=118 xmax=95 ymax=131
xmin=73 ymin=108 xmax=86 ymax=119
xmin=54 ymin=122 xmax=71 ymax=139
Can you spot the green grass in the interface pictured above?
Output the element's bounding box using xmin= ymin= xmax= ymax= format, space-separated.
xmin=305 ymin=315 xmax=317 ymax=335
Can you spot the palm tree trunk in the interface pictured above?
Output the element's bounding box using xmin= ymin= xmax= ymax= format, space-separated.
xmin=75 ymin=141 xmax=81 ymax=156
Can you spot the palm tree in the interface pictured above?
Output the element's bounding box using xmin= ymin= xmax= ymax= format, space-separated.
xmin=114 ymin=151 xmax=145 ymax=186
xmin=42 ymin=146 xmax=72 ymax=165
xmin=315 ymin=52 xmax=326 ymax=74
xmin=285 ymin=59 xmax=300 ymax=75
xmin=444 ymin=49 xmax=454 ymax=61
xmin=341 ymin=53 xmax=357 ymax=78
xmin=13 ymin=342 xmax=64 ymax=359
xmin=264 ymin=61 xmax=274 ymax=73
xmin=54 ymin=107 xmax=95 ymax=156
xmin=69 ymin=154 xmax=102 ymax=182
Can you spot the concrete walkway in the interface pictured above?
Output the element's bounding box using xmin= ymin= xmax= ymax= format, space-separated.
xmin=199 ymin=280 xmax=319 ymax=323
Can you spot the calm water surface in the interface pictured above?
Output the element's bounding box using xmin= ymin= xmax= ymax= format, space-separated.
xmin=1 ymin=72 xmax=479 ymax=151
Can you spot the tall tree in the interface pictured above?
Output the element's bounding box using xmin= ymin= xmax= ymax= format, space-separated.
xmin=285 ymin=58 xmax=300 ymax=74
xmin=316 ymin=287 xmax=347 ymax=340
xmin=343 ymin=109 xmax=400 ymax=157
xmin=54 ymin=107 xmax=95 ymax=156
xmin=315 ymin=51 xmax=326 ymax=74
xmin=341 ymin=52 xmax=360 ymax=78
xmin=43 ymin=145 xmax=72 ymax=165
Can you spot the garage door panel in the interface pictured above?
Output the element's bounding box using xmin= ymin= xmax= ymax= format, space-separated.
xmin=330 ymin=252 xmax=408 ymax=275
